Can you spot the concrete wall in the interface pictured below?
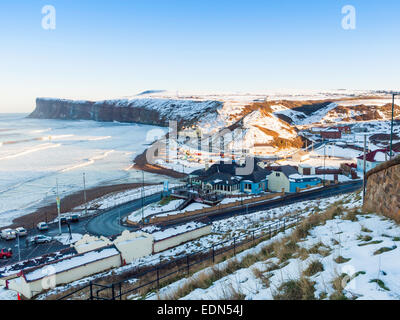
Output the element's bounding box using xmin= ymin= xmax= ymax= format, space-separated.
xmin=363 ymin=156 xmax=400 ymax=221
xmin=74 ymin=235 xmax=112 ymax=254
xmin=289 ymin=179 xmax=321 ymax=193
xmin=113 ymin=231 xmax=153 ymax=263
xmin=153 ymin=225 xmax=212 ymax=253
xmin=8 ymin=253 xmax=122 ymax=299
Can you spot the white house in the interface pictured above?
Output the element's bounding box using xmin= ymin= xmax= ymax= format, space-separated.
xmin=356 ymin=149 xmax=389 ymax=172
xmin=267 ymin=166 xmax=298 ymax=193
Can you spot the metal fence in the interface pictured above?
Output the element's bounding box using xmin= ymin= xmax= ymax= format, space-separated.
xmin=58 ymin=213 xmax=302 ymax=300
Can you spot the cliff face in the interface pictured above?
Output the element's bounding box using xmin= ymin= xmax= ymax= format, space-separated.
xmin=363 ymin=156 xmax=400 ymax=221
xmin=29 ymin=98 xmax=223 ymax=128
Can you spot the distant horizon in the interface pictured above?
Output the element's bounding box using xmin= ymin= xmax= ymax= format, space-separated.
xmin=2 ymin=87 xmax=399 ymax=115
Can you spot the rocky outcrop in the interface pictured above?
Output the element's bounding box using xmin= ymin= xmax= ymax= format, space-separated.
xmin=363 ymin=155 xmax=400 ymax=221
xmin=29 ymin=98 xmax=223 ymax=128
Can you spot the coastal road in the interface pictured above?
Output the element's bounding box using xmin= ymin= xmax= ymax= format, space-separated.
xmin=84 ymin=192 xmax=162 ymax=236
xmin=85 ymin=180 xmax=363 ymax=235
xmin=0 ymin=180 xmax=361 ymax=266
xmin=208 ymin=180 xmax=362 ymax=224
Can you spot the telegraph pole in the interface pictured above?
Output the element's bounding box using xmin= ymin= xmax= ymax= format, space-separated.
xmin=141 ymin=170 xmax=145 ymax=224
xmin=389 ymin=93 xmax=398 ymax=160
xmin=323 ymin=142 xmax=326 ymax=186
xmin=56 ymin=179 xmax=61 ymax=235
xmin=83 ymin=173 xmax=88 ymax=216
xmin=17 ymin=233 xmax=21 ymax=262
xmin=362 ymin=134 xmax=367 ymax=202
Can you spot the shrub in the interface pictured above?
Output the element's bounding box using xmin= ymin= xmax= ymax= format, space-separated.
xmin=273 ymin=278 xmax=316 ymax=300
xmin=369 ymin=279 xmax=390 ymax=291
xmin=303 ymin=260 xmax=324 ymax=277
xmin=373 ymin=246 xmax=397 ymax=255
xmin=334 ymin=256 xmax=351 ymax=264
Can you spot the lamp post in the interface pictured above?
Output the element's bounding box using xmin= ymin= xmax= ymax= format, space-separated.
xmin=389 ymin=93 xmax=399 ymax=160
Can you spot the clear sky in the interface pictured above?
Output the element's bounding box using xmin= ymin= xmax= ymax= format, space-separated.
xmin=0 ymin=0 xmax=399 ymax=113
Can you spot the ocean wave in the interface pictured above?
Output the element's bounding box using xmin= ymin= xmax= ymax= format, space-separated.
xmin=0 ymin=143 xmax=61 ymax=161
xmin=60 ymin=150 xmax=115 ymax=173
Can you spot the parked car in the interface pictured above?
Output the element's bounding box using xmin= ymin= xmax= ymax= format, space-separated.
xmin=70 ymin=214 xmax=79 ymax=223
xmin=59 ymin=217 xmax=68 ymax=225
xmin=29 ymin=235 xmax=53 ymax=244
xmin=15 ymin=227 xmax=27 ymax=237
xmin=37 ymin=222 xmax=49 ymax=231
xmin=1 ymin=229 xmax=16 ymax=240
xmin=0 ymin=248 xmax=12 ymax=259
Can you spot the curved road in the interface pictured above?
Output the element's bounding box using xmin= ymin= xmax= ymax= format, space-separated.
xmin=85 ymin=192 xmax=162 ymax=236
xmin=85 ymin=180 xmax=362 ymax=236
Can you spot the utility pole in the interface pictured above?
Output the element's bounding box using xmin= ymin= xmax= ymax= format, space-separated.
xmin=17 ymin=233 xmax=21 ymax=262
xmin=323 ymin=143 xmax=326 ymax=186
xmin=56 ymin=179 xmax=62 ymax=235
xmin=141 ymin=170 xmax=145 ymax=224
xmin=362 ymin=134 xmax=367 ymax=202
xmin=389 ymin=93 xmax=398 ymax=160
xmin=83 ymin=173 xmax=88 ymax=216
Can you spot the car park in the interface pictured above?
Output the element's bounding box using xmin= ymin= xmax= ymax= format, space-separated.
xmin=15 ymin=227 xmax=28 ymax=237
xmin=37 ymin=222 xmax=49 ymax=231
xmin=1 ymin=229 xmax=16 ymax=240
xmin=29 ymin=235 xmax=53 ymax=244
xmin=0 ymin=248 xmax=12 ymax=259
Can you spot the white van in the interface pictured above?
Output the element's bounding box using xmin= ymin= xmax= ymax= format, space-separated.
xmin=1 ymin=229 xmax=17 ymax=240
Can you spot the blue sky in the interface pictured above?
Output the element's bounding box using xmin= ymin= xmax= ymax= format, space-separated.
xmin=0 ymin=0 xmax=399 ymax=112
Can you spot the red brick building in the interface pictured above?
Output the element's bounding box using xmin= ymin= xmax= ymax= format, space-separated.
xmin=320 ymin=130 xmax=342 ymax=139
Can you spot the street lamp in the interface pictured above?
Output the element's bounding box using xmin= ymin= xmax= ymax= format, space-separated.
xmin=389 ymin=92 xmax=399 ymax=160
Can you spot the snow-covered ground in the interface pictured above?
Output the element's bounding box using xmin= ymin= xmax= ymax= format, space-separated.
xmin=129 ymin=201 xmax=211 ymax=223
xmin=53 ymin=233 xmax=83 ymax=245
xmin=146 ymin=190 xmax=400 ymax=300
xmin=32 ymin=187 xmax=352 ymax=300
xmin=127 ymin=198 xmax=185 ymax=223
xmin=73 ymin=184 xmax=182 ymax=214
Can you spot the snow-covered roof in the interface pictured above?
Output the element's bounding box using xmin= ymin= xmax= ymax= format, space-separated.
xmin=152 ymin=221 xmax=209 ymax=241
xmin=356 ymin=149 xmax=389 ymax=162
xmin=22 ymin=246 xmax=120 ymax=282
xmin=289 ymin=174 xmax=322 ymax=182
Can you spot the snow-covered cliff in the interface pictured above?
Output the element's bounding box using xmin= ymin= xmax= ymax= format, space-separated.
xmin=29 ymin=98 xmax=223 ymax=128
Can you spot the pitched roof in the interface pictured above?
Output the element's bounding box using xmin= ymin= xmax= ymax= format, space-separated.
xmin=272 ymin=165 xmax=298 ymax=177
xmin=357 ymin=149 xmax=389 ymax=162
xmin=190 ymin=168 xmax=206 ymax=176
xmin=206 ymin=162 xmax=238 ymax=175
xmin=202 ymin=172 xmax=241 ymax=186
xmin=240 ymin=168 xmax=271 ymax=183
xmin=392 ymin=142 xmax=400 ymax=153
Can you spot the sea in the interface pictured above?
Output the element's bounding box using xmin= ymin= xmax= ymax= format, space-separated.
xmin=0 ymin=113 xmax=169 ymax=227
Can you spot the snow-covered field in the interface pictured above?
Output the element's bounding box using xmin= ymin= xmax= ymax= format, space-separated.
xmin=0 ymin=114 xmax=171 ymax=228
xmin=127 ymin=198 xmax=185 ymax=223
xmin=147 ymin=191 xmax=400 ymax=300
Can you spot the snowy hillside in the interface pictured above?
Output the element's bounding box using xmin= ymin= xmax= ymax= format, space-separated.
xmin=146 ymin=191 xmax=400 ymax=300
